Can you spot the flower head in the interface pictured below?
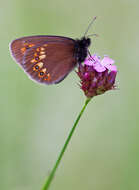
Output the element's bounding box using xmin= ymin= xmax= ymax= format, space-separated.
xmin=77 ymin=54 xmax=117 ymax=98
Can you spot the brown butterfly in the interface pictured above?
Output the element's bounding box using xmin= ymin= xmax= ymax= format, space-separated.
xmin=9 ymin=18 xmax=96 ymax=85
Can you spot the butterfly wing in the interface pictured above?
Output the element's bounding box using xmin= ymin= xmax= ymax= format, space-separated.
xmin=10 ymin=36 xmax=77 ymax=84
xmin=23 ymin=41 xmax=77 ymax=84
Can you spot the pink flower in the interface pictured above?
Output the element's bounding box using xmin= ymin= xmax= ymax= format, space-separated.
xmin=77 ymin=54 xmax=117 ymax=98
xmin=84 ymin=54 xmax=117 ymax=72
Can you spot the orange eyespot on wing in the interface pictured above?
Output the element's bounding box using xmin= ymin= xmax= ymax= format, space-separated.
xmin=33 ymin=62 xmax=44 ymax=71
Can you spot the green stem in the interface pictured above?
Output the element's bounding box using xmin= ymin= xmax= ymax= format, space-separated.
xmin=41 ymin=98 xmax=91 ymax=190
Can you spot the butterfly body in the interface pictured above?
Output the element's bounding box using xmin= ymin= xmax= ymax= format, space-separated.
xmin=74 ymin=37 xmax=91 ymax=63
xmin=10 ymin=35 xmax=91 ymax=84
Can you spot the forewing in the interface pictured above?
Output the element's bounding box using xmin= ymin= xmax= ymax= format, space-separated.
xmin=10 ymin=35 xmax=74 ymax=64
xmin=10 ymin=36 xmax=76 ymax=84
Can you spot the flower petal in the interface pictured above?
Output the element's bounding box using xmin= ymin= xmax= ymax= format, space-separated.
xmin=101 ymin=56 xmax=115 ymax=66
xmin=84 ymin=54 xmax=100 ymax=66
xmin=85 ymin=55 xmax=106 ymax=72
xmin=107 ymin=64 xmax=117 ymax=72
xmin=101 ymin=56 xmax=117 ymax=71
xmin=94 ymin=63 xmax=106 ymax=72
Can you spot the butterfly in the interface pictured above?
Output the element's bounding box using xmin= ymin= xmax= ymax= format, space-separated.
xmin=9 ymin=18 xmax=96 ymax=85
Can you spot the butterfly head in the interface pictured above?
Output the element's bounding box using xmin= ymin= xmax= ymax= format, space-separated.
xmin=80 ymin=37 xmax=91 ymax=47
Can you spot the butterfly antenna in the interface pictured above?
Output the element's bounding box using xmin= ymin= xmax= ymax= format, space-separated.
xmin=87 ymin=33 xmax=99 ymax=38
xmin=84 ymin=16 xmax=97 ymax=37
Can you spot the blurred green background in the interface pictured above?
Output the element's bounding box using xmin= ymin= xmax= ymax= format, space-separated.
xmin=1 ymin=0 xmax=139 ymax=189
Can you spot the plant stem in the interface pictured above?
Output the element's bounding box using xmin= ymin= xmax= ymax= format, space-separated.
xmin=41 ymin=98 xmax=91 ymax=190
